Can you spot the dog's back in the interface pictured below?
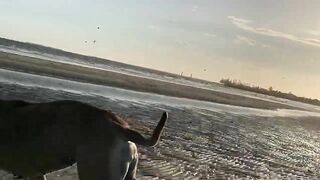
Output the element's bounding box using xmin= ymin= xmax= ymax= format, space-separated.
xmin=0 ymin=100 xmax=99 ymax=177
xmin=0 ymin=99 xmax=168 ymax=179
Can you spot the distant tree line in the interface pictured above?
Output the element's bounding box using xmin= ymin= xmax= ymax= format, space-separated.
xmin=220 ymin=78 xmax=320 ymax=106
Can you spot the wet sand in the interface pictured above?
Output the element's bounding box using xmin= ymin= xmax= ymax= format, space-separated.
xmin=0 ymin=83 xmax=320 ymax=179
xmin=0 ymin=51 xmax=299 ymax=110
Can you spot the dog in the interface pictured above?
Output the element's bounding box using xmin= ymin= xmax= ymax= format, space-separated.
xmin=0 ymin=99 xmax=168 ymax=180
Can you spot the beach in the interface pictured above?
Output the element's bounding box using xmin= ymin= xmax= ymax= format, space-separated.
xmin=0 ymin=51 xmax=300 ymax=110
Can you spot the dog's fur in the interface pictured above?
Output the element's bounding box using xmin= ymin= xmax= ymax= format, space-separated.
xmin=0 ymin=100 xmax=168 ymax=180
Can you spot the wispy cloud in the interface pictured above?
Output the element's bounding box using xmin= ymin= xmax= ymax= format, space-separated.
xmin=191 ymin=5 xmax=199 ymax=12
xmin=235 ymin=35 xmax=256 ymax=46
xmin=228 ymin=16 xmax=320 ymax=48
xmin=306 ymin=30 xmax=320 ymax=36
xmin=202 ymin=32 xmax=216 ymax=38
xmin=234 ymin=35 xmax=270 ymax=48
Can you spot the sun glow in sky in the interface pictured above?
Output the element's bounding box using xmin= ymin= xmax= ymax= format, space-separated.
xmin=0 ymin=0 xmax=320 ymax=99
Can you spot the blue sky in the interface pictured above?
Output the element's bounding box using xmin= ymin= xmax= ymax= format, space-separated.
xmin=0 ymin=0 xmax=320 ymax=99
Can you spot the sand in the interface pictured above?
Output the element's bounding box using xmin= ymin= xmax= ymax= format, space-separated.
xmin=1 ymin=83 xmax=320 ymax=179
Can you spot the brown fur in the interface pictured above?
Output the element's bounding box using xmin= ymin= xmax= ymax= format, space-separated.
xmin=0 ymin=99 xmax=168 ymax=180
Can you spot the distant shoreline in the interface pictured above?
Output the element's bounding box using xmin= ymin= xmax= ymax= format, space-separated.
xmin=220 ymin=78 xmax=320 ymax=107
xmin=0 ymin=51 xmax=301 ymax=110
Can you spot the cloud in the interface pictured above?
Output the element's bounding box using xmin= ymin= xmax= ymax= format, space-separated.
xmin=234 ymin=35 xmax=271 ymax=48
xmin=228 ymin=16 xmax=320 ymax=48
xmin=174 ymin=39 xmax=190 ymax=47
xmin=305 ymin=38 xmax=320 ymax=43
xmin=191 ymin=5 xmax=199 ymax=12
xmin=235 ymin=35 xmax=256 ymax=46
xmin=306 ymin=30 xmax=320 ymax=36
xmin=202 ymin=33 xmax=216 ymax=38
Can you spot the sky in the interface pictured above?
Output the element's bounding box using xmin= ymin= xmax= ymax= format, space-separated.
xmin=0 ymin=0 xmax=320 ymax=99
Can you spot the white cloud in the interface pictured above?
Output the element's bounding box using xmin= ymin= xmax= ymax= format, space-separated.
xmin=306 ymin=30 xmax=320 ymax=36
xmin=228 ymin=16 xmax=320 ymax=48
xmin=305 ymin=38 xmax=320 ymax=43
xmin=262 ymin=44 xmax=271 ymax=48
xmin=202 ymin=33 xmax=216 ymax=38
xmin=234 ymin=35 xmax=270 ymax=48
xmin=191 ymin=5 xmax=199 ymax=12
xmin=235 ymin=35 xmax=256 ymax=46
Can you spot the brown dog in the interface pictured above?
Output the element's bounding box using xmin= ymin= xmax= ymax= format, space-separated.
xmin=0 ymin=100 xmax=168 ymax=180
